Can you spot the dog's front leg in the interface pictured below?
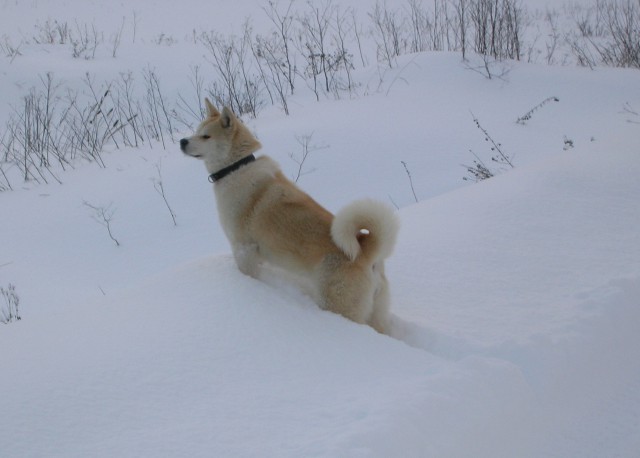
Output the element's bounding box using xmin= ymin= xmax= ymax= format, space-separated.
xmin=232 ymin=242 xmax=262 ymax=279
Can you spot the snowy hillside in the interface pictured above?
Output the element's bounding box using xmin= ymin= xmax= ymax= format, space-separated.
xmin=1 ymin=0 xmax=640 ymax=456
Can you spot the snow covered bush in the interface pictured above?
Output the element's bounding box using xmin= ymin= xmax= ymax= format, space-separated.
xmin=568 ymin=0 xmax=640 ymax=68
xmin=0 ymin=0 xmax=637 ymax=192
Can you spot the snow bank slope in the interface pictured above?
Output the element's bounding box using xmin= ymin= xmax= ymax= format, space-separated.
xmin=393 ymin=141 xmax=640 ymax=350
xmin=2 ymin=255 xmax=445 ymax=457
xmin=2 ymin=140 xmax=639 ymax=457
xmin=390 ymin=141 xmax=640 ymax=456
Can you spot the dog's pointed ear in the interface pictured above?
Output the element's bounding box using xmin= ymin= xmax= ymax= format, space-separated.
xmin=221 ymin=106 xmax=236 ymax=129
xmin=204 ymin=98 xmax=220 ymax=118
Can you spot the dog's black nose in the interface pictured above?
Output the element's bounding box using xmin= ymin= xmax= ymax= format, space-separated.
xmin=179 ymin=138 xmax=188 ymax=150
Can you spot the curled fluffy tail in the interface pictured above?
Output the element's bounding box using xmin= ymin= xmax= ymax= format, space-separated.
xmin=331 ymin=199 xmax=399 ymax=263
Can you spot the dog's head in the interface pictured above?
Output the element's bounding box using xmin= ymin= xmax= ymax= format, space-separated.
xmin=179 ymin=99 xmax=261 ymax=174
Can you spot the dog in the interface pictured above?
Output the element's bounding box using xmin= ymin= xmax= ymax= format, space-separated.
xmin=180 ymin=99 xmax=399 ymax=333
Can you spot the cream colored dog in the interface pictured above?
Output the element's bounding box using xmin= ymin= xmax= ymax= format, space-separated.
xmin=180 ymin=99 xmax=399 ymax=333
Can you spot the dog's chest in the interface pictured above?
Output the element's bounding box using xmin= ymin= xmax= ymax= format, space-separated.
xmin=214 ymin=185 xmax=245 ymax=237
xmin=211 ymin=156 xmax=280 ymax=242
xmin=213 ymin=173 xmax=267 ymax=241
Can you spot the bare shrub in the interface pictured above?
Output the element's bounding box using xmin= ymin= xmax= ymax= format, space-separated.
xmin=452 ymin=0 xmax=470 ymax=59
xmin=1 ymin=36 xmax=23 ymax=62
xmin=83 ymin=201 xmax=121 ymax=247
xmin=464 ymin=52 xmax=512 ymax=79
xmin=331 ymin=5 xmax=357 ymax=95
xmin=291 ymin=1 xmax=358 ymax=100
xmin=622 ymin=102 xmax=640 ymax=124
xmin=542 ymin=9 xmax=562 ymax=64
xmin=473 ymin=114 xmax=514 ymax=168
xmin=592 ymin=0 xmax=640 ymax=68
xmin=0 ymin=70 xmax=166 ymax=190
xmin=516 ymin=96 xmax=560 ymax=124
xmin=173 ymin=65 xmax=209 ymax=128
xmin=463 ymin=113 xmax=514 ymax=181
xmin=295 ymin=1 xmax=335 ymax=99
xmin=567 ymin=0 xmax=640 ymax=68
xmin=200 ymin=26 xmax=264 ymax=118
xmin=463 ymin=151 xmax=494 ymax=182
xmin=366 ymin=0 xmax=526 ymax=67
xmin=470 ymin=0 xmax=524 ymax=61
xmin=70 ymin=21 xmax=101 ymax=59
xmin=153 ymin=33 xmax=177 ymax=46
xmin=111 ymin=17 xmax=126 ymax=58
xmin=111 ymin=72 xmax=146 ymax=147
xmin=262 ymin=0 xmax=297 ymax=95
xmin=32 ymin=19 xmax=71 ymax=45
xmin=369 ymin=1 xmax=407 ymax=68
xmin=152 ymin=162 xmax=177 ymax=227
xmin=0 ymin=161 xmax=12 ymax=191
xmin=142 ymin=67 xmax=176 ymax=147
xmin=0 ymin=284 xmax=20 ymax=324
xmin=289 ymin=132 xmax=328 ymax=182
xmin=407 ymin=0 xmax=431 ymax=53
xmin=1 ymin=73 xmax=66 ymax=185
xmin=432 ymin=0 xmax=456 ymax=51
xmin=252 ymin=32 xmax=294 ymax=114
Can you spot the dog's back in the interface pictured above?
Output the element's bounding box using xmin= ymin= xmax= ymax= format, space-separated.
xmin=215 ymin=157 xmax=399 ymax=333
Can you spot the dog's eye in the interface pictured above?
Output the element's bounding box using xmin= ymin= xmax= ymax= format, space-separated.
xmin=201 ymin=135 xmax=211 ymax=140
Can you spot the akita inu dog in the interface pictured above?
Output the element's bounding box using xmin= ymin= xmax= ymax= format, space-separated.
xmin=180 ymin=99 xmax=399 ymax=333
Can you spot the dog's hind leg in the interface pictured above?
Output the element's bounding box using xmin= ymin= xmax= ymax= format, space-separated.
xmin=316 ymin=260 xmax=374 ymax=327
xmin=368 ymin=265 xmax=391 ymax=334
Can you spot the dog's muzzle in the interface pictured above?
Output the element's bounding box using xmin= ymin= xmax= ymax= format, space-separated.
xmin=179 ymin=138 xmax=189 ymax=152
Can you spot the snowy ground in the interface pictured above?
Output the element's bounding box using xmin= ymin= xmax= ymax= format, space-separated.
xmin=1 ymin=1 xmax=640 ymax=457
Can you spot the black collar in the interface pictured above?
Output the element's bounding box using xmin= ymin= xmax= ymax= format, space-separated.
xmin=208 ymin=155 xmax=256 ymax=183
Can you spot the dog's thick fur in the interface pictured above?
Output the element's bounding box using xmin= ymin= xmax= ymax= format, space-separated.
xmin=180 ymin=99 xmax=399 ymax=333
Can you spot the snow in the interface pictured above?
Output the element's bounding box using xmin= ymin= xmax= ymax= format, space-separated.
xmin=1 ymin=0 xmax=640 ymax=456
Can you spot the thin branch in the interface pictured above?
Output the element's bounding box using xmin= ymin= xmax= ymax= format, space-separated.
xmin=83 ymin=200 xmax=121 ymax=246
xmin=401 ymin=160 xmax=419 ymax=202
